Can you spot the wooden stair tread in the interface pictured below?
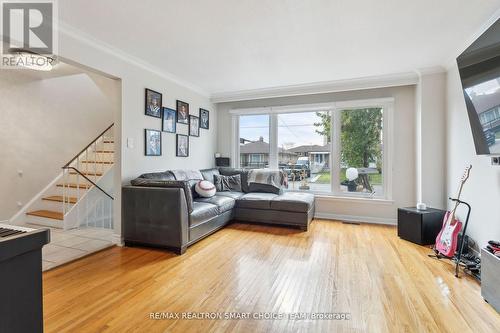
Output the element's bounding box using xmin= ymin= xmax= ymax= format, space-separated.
xmin=69 ymin=171 xmax=103 ymax=176
xmin=80 ymin=161 xmax=113 ymax=164
xmin=57 ymin=183 xmax=91 ymax=189
xmin=26 ymin=210 xmax=63 ymax=220
xmin=42 ymin=196 xmax=77 ymax=204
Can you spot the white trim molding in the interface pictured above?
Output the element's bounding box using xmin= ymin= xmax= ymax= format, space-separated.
xmin=314 ymin=212 xmax=397 ymax=226
xmin=212 ymin=72 xmax=418 ymax=103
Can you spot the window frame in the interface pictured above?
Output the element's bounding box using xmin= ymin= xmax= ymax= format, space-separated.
xmin=230 ymin=98 xmax=394 ymax=200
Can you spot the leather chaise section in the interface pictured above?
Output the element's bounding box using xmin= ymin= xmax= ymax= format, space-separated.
xmin=236 ymin=193 xmax=278 ymax=210
xmin=271 ymin=192 xmax=315 ymax=213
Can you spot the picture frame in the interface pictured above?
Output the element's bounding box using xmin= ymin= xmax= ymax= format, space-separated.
xmin=199 ymin=108 xmax=209 ymax=129
xmin=176 ymin=134 xmax=189 ymax=157
xmin=145 ymin=88 xmax=162 ymax=118
xmin=189 ymin=115 xmax=200 ymax=137
xmin=145 ymin=129 xmax=162 ymax=156
xmin=162 ymin=107 xmax=176 ymax=133
xmin=176 ymin=100 xmax=189 ymax=124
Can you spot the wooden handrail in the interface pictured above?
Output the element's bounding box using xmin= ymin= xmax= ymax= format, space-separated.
xmin=63 ymin=123 xmax=114 ymax=168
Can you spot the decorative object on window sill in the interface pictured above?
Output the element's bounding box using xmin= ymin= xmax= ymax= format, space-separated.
xmin=342 ymin=167 xmax=358 ymax=192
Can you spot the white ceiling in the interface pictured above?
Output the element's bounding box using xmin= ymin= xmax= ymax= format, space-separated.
xmin=59 ymin=0 xmax=500 ymax=94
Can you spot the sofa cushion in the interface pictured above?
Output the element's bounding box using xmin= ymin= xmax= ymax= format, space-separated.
xmin=171 ymin=169 xmax=203 ymax=181
xmin=137 ymin=171 xmax=175 ymax=181
xmin=195 ymin=195 xmax=235 ymax=214
xmin=248 ymin=182 xmax=282 ymax=194
xmin=236 ymin=192 xmax=278 ymax=210
xmin=215 ymin=191 xmax=245 ymax=200
xmin=189 ymin=202 xmax=219 ymax=227
xmin=200 ymin=168 xmax=220 ymax=183
xmin=219 ymin=168 xmax=250 ymax=193
xmin=214 ymin=174 xmax=242 ymax=192
xmin=270 ymin=192 xmax=315 ymax=213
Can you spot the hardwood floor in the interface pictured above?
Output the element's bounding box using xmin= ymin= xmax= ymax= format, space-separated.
xmin=43 ymin=220 xmax=500 ymax=333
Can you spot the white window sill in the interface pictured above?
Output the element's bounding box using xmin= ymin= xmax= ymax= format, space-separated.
xmin=312 ymin=193 xmax=394 ymax=205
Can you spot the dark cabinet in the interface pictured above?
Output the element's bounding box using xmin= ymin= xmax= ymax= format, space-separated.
xmin=397 ymin=207 xmax=446 ymax=245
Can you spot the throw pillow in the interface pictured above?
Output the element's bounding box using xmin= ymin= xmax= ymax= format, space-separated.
xmin=214 ymin=174 xmax=242 ymax=192
xmin=195 ymin=180 xmax=216 ymax=198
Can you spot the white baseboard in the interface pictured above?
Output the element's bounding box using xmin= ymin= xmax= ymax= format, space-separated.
xmin=111 ymin=233 xmax=123 ymax=246
xmin=314 ymin=212 xmax=397 ymax=225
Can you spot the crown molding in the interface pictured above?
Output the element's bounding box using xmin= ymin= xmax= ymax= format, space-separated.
xmin=443 ymin=6 xmax=500 ymax=71
xmin=210 ymin=71 xmax=419 ymax=103
xmin=415 ymin=66 xmax=446 ymax=77
xmin=57 ymin=21 xmax=210 ymax=98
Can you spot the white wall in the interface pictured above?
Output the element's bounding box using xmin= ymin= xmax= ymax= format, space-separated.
xmin=415 ymin=71 xmax=447 ymax=209
xmin=0 ymin=68 xmax=117 ymax=220
xmin=216 ymin=85 xmax=416 ymax=223
xmin=57 ymin=27 xmax=217 ymax=241
xmin=446 ymin=65 xmax=500 ymax=249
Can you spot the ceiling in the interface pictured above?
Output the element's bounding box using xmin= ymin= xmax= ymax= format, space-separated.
xmin=59 ymin=0 xmax=500 ymax=95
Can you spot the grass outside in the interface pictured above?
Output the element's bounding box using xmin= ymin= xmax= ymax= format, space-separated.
xmin=315 ymin=169 xmax=382 ymax=185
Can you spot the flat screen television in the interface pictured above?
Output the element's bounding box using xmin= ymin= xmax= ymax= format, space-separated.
xmin=457 ymin=18 xmax=500 ymax=155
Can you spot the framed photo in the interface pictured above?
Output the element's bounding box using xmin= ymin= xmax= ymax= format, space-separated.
xmin=199 ymin=108 xmax=209 ymax=129
xmin=162 ymin=107 xmax=176 ymax=133
xmin=189 ymin=115 xmax=200 ymax=137
xmin=176 ymin=134 xmax=189 ymax=157
xmin=176 ymin=100 xmax=189 ymax=124
xmin=145 ymin=88 xmax=162 ymax=118
xmin=145 ymin=129 xmax=161 ymax=156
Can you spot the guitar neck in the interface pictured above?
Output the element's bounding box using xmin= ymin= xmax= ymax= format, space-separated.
xmin=449 ymin=179 xmax=466 ymax=220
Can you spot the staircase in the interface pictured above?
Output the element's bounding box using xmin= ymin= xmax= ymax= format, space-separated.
xmin=24 ymin=124 xmax=115 ymax=230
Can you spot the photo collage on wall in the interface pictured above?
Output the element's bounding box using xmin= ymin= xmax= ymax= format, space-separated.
xmin=143 ymin=88 xmax=210 ymax=157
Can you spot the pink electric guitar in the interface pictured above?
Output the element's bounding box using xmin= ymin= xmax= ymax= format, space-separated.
xmin=435 ymin=165 xmax=472 ymax=257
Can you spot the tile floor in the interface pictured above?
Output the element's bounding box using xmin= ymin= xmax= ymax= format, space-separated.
xmin=19 ymin=224 xmax=115 ymax=271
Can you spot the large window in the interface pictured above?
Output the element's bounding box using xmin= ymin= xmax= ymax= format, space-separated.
xmin=337 ymin=108 xmax=384 ymax=197
xmin=239 ymin=114 xmax=269 ymax=169
xmin=233 ymin=99 xmax=392 ymax=199
xmin=277 ymin=112 xmax=331 ymax=192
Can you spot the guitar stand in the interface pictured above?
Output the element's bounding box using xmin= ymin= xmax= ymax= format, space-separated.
xmin=428 ymin=197 xmax=472 ymax=278
xmin=452 ymin=198 xmax=472 ymax=278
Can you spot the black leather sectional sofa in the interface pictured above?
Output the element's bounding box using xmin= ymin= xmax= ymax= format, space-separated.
xmin=122 ymin=167 xmax=315 ymax=254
